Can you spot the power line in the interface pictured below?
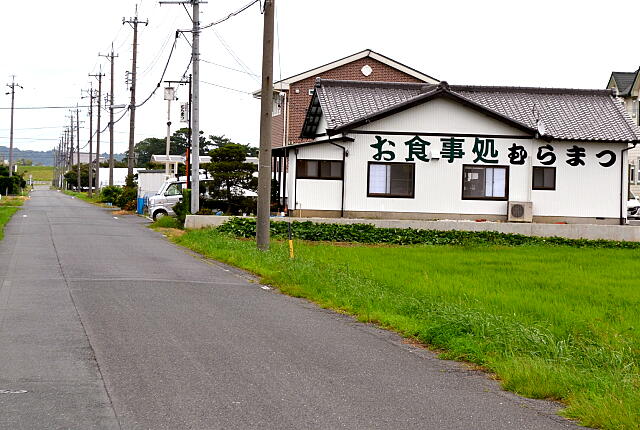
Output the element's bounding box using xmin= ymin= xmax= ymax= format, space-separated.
xmin=211 ymin=27 xmax=258 ymax=81
xmin=0 ymin=105 xmax=92 ymax=110
xmin=201 ymin=0 xmax=260 ymax=29
xmin=201 ymin=58 xmax=259 ymax=76
xmin=136 ymin=32 xmax=179 ymax=108
xmin=201 ymin=80 xmax=252 ymax=95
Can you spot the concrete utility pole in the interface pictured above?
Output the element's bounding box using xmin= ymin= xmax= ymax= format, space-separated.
xmin=160 ymin=0 xmax=204 ymax=213
xmin=76 ymin=107 xmax=81 ymax=191
xmin=84 ymin=87 xmax=95 ymax=197
xmin=5 ymin=76 xmax=22 ymax=177
xmin=69 ymin=113 xmax=75 ymax=189
xmin=100 ymin=47 xmax=118 ymax=186
xmin=123 ymin=11 xmax=148 ymax=177
xmin=256 ymin=0 xmax=275 ymax=251
xmin=90 ymin=71 xmax=105 ymax=191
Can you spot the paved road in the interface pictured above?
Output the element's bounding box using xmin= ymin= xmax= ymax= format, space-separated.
xmin=0 ymin=189 xmax=581 ymax=429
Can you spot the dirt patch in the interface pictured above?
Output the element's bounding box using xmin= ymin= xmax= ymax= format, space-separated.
xmin=154 ymin=227 xmax=185 ymax=238
xmin=112 ymin=210 xmax=136 ymax=215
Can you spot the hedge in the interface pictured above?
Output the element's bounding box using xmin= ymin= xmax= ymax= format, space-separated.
xmin=216 ymin=217 xmax=640 ymax=249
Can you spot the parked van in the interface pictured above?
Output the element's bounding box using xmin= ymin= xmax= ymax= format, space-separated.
xmin=148 ymin=177 xmax=215 ymax=220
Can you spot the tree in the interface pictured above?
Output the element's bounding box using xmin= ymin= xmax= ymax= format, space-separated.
xmin=209 ymin=134 xmax=258 ymax=157
xmin=125 ymin=128 xmax=214 ymax=167
xmin=205 ymin=144 xmax=257 ymax=202
xmin=63 ymin=164 xmax=91 ymax=189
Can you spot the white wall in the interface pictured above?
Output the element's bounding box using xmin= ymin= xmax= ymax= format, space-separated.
xmin=290 ymin=98 xmax=626 ymax=220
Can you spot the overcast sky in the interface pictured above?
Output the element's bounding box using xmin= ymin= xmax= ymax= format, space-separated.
xmin=1 ymin=0 xmax=639 ymax=156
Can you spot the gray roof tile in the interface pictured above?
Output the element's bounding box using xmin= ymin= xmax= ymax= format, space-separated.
xmin=311 ymin=79 xmax=640 ymax=142
xmin=611 ymin=71 xmax=636 ymax=96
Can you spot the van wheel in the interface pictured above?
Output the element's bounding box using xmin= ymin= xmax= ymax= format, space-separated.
xmin=153 ymin=210 xmax=168 ymax=221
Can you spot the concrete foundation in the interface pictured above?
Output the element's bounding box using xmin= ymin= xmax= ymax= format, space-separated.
xmin=184 ymin=215 xmax=640 ymax=242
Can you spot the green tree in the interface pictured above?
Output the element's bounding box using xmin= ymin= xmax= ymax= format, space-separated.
xmin=209 ymin=134 xmax=258 ymax=157
xmin=205 ymin=144 xmax=257 ymax=202
xmin=63 ymin=164 xmax=92 ymax=189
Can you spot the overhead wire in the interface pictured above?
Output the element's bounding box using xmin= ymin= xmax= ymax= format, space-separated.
xmin=201 ymin=0 xmax=260 ymax=29
xmin=211 ymin=27 xmax=259 ymax=83
xmin=201 ymin=59 xmax=258 ymax=77
xmin=135 ymin=32 xmax=179 ymax=108
xmin=201 ymin=80 xmax=252 ymax=95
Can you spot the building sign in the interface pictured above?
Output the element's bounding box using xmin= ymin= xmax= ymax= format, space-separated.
xmin=180 ymin=103 xmax=190 ymax=123
xmin=370 ymin=135 xmax=617 ymax=167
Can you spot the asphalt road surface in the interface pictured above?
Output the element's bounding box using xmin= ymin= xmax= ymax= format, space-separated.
xmin=0 ymin=189 xmax=582 ymax=429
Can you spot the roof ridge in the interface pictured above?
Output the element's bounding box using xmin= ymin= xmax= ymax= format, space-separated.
xmin=451 ymin=84 xmax=615 ymax=96
xmin=315 ymin=78 xmax=432 ymax=90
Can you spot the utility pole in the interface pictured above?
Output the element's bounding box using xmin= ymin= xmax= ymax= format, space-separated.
xmin=100 ymin=46 xmax=118 ymax=186
xmin=123 ymin=10 xmax=148 ymax=177
xmin=83 ymin=87 xmax=95 ymax=197
xmin=76 ymin=107 xmax=81 ymax=191
xmin=69 ymin=113 xmax=75 ymax=189
xmin=5 ymin=76 xmax=22 ymax=177
xmin=90 ymin=71 xmax=105 ymax=190
xmin=256 ymin=0 xmax=275 ymax=251
xmin=160 ymin=0 xmax=205 ymax=213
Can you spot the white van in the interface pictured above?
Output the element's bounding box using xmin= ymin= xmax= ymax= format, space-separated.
xmin=148 ymin=177 xmax=215 ymax=220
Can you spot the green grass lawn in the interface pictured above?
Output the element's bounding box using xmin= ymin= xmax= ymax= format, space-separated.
xmin=17 ymin=165 xmax=53 ymax=182
xmin=62 ymin=190 xmax=102 ymax=204
xmin=0 ymin=196 xmax=25 ymax=240
xmin=174 ymin=229 xmax=640 ymax=430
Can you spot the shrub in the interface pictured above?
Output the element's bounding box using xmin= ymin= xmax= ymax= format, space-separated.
xmin=172 ymin=189 xmax=191 ymax=224
xmin=115 ymin=187 xmax=137 ymax=210
xmin=216 ymin=217 xmax=640 ymax=249
xmin=99 ymin=186 xmax=122 ymax=203
xmin=0 ymin=175 xmax=24 ymax=195
xmin=152 ymin=216 xmax=182 ymax=229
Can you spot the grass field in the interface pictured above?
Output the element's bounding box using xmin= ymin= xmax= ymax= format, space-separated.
xmin=173 ymin=229 xmax=640 ymax=429
xmin=17 ymin=165 xmax=53 ymax=182
xmin=0 ymin=196 xmax=25 ymax=240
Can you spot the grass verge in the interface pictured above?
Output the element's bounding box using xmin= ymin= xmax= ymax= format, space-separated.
xmin=0 ymin=196 xmax=25 ymax=240
xmin=173 ymin=228 xmax=640 ymax=429
xmin=62 ymin=190 xmax=105 ymax=206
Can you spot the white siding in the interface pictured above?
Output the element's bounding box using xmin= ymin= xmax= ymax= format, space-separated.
xmin=357 ymin=98 xmax=526 ymax=136
xmin=292 ymin=98 xmax=626 ymax=220
xmin=288 ymin=145 xmax=343 ymax=211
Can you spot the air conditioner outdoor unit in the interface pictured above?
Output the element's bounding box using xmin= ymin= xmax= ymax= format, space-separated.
xmin=507 ymin=201 xmax=533 ymax=223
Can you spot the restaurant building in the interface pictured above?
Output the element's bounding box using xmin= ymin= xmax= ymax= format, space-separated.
xmin=273 ymin=80 xmax=640 ymax=224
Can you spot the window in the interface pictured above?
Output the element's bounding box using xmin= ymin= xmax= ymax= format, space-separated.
xmin=296 ymin=159 xmax=343 ymax=180
xmin=532 ymin=166 xmax=556 ymax=190
xmin=367 ymin=162 xmax=415 ymax=198
xmin=165 ymin=183 xmax=183 ymax=196
xmin=462 ymin=165 xmax=508 ymax=200
xmin=631 ymin=163 xmax=637 ymax=185
xmin=272 ymin=93 xmax=283 ymax=116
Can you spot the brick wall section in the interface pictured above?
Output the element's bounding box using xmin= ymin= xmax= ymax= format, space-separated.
xmin=283 ymin=57 xmax=426 ymax=145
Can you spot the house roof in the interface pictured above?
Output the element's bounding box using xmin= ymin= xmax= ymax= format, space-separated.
xmin=253 ymin=49 xmax=438 ymax=96
xmin=609 ymin=71 xmax=637 ymax=96
xmin=302 ymin=79 xmax=640 ymax=143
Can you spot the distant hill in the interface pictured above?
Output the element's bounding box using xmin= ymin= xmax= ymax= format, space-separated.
xmin=0 ymin=146 xmax=125 ymax=166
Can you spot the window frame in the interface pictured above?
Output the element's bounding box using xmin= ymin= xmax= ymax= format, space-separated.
xmin=532 ymin=166 xmax=556 ymax=191
xmin=296 ymin=159 xmax=344 ymax=180
xmin=367 ymin=161 xmax=416 ymax=199
xmin=461 ymin=164 xmax=510 ymax=201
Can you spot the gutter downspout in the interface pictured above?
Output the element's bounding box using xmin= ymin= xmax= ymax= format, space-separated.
xmin=621 ymin=142 xmax=638 ymax=225
xmin=330 ymin=142 xmax=347 ymax=218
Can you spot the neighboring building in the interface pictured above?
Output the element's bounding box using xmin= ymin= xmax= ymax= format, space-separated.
xmin=273 ymin=79 xmax=640 ymax=224
xmin=606 ymin=69 xmax=640 ymax=194
xmin=76 ymin=152 xmax=107 ymax=165
xmin=255 ymin=49 xmax=439 ymax=148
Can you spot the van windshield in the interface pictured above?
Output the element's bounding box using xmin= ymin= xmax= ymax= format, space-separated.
xmin=165 ymin=183 xmax=183 ymax=196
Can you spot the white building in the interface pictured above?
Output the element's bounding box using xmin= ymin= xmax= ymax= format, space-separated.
xmin=273 ymin=80 xmax=640 ymax=225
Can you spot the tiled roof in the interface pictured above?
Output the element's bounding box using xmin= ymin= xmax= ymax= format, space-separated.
xmin=611 ymin=71 xmax=637 ymax=96
xmin=309 ymin=79 xmax=640 ymax=143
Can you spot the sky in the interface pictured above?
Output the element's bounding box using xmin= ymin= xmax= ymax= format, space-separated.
xmin=1 ymin=0 xmax=639 ymax=157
